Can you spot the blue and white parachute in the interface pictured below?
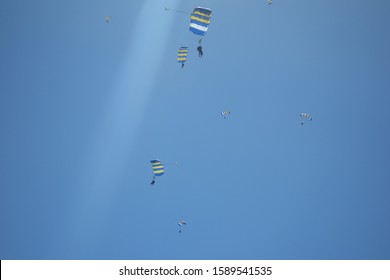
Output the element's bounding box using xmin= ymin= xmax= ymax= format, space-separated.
xmin=189 ymin=7 xmax=212 ymax=36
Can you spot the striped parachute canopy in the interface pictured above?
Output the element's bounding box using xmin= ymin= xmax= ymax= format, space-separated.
xmin=151 ymin=160 xmax=164 ymax=176
xmin=189 ymin=7 xmax=212 ymax=36
xmin=300 ymin=113 xmax=312 ymax=121
xmin=221 ymin=110 xmax=231 ymax=118
xmin=177 ymin=47 xmax=188 ymax=64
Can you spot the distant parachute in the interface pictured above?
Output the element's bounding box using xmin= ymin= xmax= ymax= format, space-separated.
xmin=105 ymin=16 xmax=111 ymax=23
xmin=178 ymin=47 xmax=188 ymax=68
xmin=189 ymin=7 xmax=212 ymax=36
xmin=221 ymin=110 xmax=231 ymax=119
xmin=178 ymin=220 xmax=187 ymax=233
xmin=300 ymin=113 xmax=312 ymax=125
xmin=151 ymin=160 xmax=164 ymax=176
xmin=267 ymin=0 xmax=273 ymax=4
xmin=150 ymin=160 xmax=164 ymax=185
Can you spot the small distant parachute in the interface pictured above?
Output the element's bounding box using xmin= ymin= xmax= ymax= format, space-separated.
xmin=178 ymin=47 xmax=188 ymax=68
xmin=189 ymin=7 xmax=212 ymax=36
xmin=221 ymin=110 xmax=231 ymax=119
xmin=105 ymin=16 xmax=111 ymax=23
xmin=151 ymin=160 xmax=164 ymax=176
xmin=300 ymin=113 xmax=312 ymax=125
xmin=150 ymin=160 xmax=164 ymax=185
xmin=178 ymin=220 xmax=187 ymax=233
xmin=267 ymin=0 xmax=273 ymax=4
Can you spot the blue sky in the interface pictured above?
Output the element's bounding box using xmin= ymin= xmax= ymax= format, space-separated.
xmin=1 ymin=0 xmax=390 ymax=259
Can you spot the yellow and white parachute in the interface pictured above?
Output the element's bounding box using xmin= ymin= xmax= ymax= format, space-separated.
xmin=178 ymin=47 xmax=188 ymax=68
xmin=151 ymin=160 xmax=164 ymax=176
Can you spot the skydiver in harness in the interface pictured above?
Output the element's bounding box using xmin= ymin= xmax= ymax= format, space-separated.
xmin=150 ymin=176 xmax=156 ymax=185
xmin=197 ymin=45 xmax=203 ymax=58
xmin=197 ymin=38 xmax=203 ymax=58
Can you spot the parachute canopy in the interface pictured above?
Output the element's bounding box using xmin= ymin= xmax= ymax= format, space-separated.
xmin=189 ymin=7 xmax=212 ymax=36
xmin=178 ymin=220 xmax=187 ymax=226
xmin=300 ymin=113 xmax=312 ymax=125
xmin=151 ymin=160 xmax=164 ymax=176
xmin=178 ymin=47 xmax=188 ymax=64
xmin=105 ymin=16 xmax=111 ymax=22
xmin=300 ymin=113 xmax=312 ymax=121
xmin=221 ymin=110 xmax=231 ymax=118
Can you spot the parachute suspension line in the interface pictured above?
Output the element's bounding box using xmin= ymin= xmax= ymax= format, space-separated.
xmin=164 ymin=7 xmax=190 ymax=14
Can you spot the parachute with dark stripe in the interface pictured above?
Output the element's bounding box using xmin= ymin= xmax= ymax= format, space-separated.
xmin=189 ymin=7 xmax=212 ymax=36
xmin=150 ymin=160 xmax=164 ymax=176
xmin=178 ymin=220 xmax=186 ymax=226
xmin=178 ymin=220 xmax=187 ymax=233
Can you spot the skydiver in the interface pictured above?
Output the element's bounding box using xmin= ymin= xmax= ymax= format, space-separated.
xmin=182 ymin=62 xmax=185 ymax=69
xmin=150 ymin=176 xmax=156 ymax=185
xmin=197 ymin=45 xmax=203 ymax=58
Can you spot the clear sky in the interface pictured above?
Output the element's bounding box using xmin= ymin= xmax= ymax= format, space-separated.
xmin=1 ymin=0 xmax=390 ymax=260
